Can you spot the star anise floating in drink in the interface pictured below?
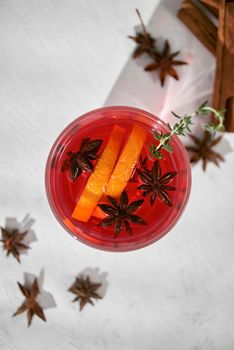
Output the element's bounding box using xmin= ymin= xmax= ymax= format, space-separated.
xmin=61 ymin=138 xmax=103 ymax=181
xmin=98 ymin=190 xmax=147 ymax=237
xmin=128 ymin=9 xmax=187 ymax=87
xmin=13 ymin=278 xmax=46 ymax=327
xmin=0 ymin=227 xmax=30 ymax=263
xmin=144 ymin=40 xmax=187 ymax=87
xmin=68 ymin=276 xmax=102 ymax=311
xmin=186 ymin=132 xmax=224 ymax=171
xmin=137 ymin=160 xmax=177 ymax=206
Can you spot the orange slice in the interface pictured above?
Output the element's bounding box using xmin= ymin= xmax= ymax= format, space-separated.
xmin=72 ymin=125 xmax=126 ymax=222
xmin=104 ymin=123 xmax=147 ymax=198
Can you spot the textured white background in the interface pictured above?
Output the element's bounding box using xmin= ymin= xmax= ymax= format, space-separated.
xmin=1 ymin=1 xmax=234 ymax=349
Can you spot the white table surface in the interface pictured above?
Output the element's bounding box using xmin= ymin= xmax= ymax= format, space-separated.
xmin=1 ymin=1 xmax=234 ymax=349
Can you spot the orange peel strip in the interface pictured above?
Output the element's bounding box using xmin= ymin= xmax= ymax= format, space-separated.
xmin=104 ymin=123 xmax=147 ymax=198
xmin=72 ymin=125 xmax=126 ymax=222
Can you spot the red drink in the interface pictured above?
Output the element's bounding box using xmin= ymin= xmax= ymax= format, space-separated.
xmin=45 ymin=106 xmax=191 ymax=251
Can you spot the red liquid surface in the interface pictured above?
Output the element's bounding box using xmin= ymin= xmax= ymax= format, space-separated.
xmin=46 ymin=107 xmax=191 ymax=251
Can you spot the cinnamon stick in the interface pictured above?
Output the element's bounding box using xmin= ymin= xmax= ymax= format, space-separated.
xmin=177 ymin=0 xmax=217 ymax=55
xmin=212 ymin=0 xmax=234 ymax=132
xmin=200 ymin=0 xmax=220 ymax=17
xmin=225 ymin=97 xmax=234 ymax=132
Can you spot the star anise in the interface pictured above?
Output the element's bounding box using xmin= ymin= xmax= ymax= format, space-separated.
xmin=0 ymin=227 xmax=29 ymax=263
xmin=13 ymin=278 xmax=46 ymax=327
xmin=61 ymin=138 xmax=103 ymax=181
xmin=137 ymin=160 xmax=177 ymax=206
xmin=98 ymin=190 xmax=147 ymax=238
xmin=68 ymin=276 xmax=102 ymax=311
xmin=128 ymin=9 xmax=156 ymax=58
xmin=186 ymin=132 xmax=224 ymax=171
xmin=144 ymin=40 xmax=187 ymax=86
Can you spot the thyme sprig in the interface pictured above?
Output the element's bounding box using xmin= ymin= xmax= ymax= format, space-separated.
xmin=197 ymin=102 xmax=225 ymax=133
xmin=148 ymin=101 xmax=225 ymax=159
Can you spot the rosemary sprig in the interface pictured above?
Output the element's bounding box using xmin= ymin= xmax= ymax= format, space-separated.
xmin=149 ymin=101 xmax=225 ymax=159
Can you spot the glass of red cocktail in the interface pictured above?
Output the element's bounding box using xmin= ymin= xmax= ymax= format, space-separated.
xmin=45 ymin=106 xmax=191 ymax=251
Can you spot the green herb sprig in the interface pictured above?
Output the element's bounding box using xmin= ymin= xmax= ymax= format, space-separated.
xmin=196 ymin=101 xmax=225 ymax=133
xmin=148 ymin=101 xmax=225 ymax=159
